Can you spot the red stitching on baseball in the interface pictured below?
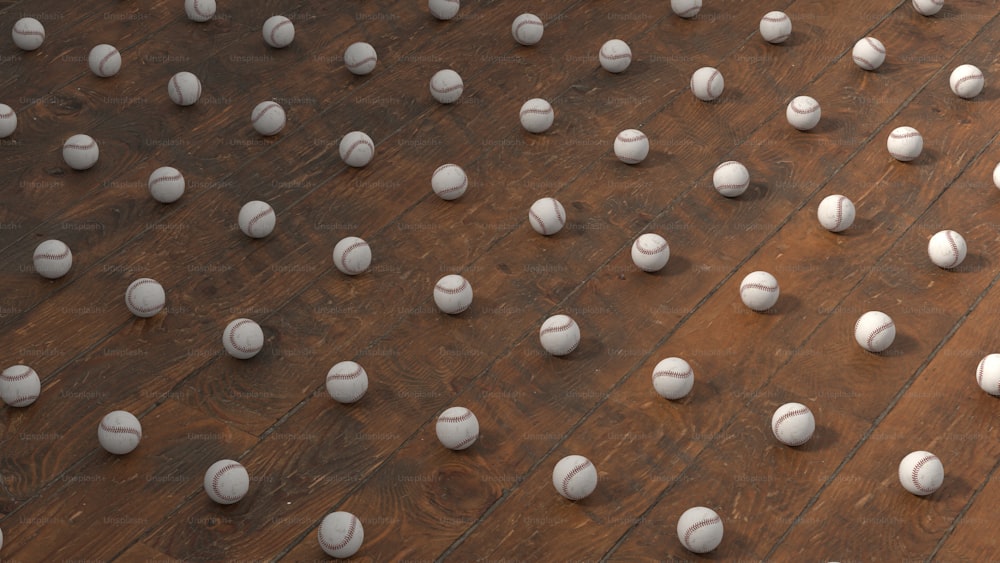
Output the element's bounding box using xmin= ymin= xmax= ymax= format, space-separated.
xmin=706 ymin=70 xmax=720 ymax=97
xmin=833 ymin=196 xmax=845 ymax=230
xmin=977 ymin=359 xmax=986 ymax=387
xmin=454 ymin=433 xmax=477 ymax=448
xmin=127 ymin=279 xmax=164 ymax=314
xmin=149 ymin=173 xmax=183 ymax=188
xmin=684 ymin=516 xmax=722 ymax=549
xmin=519 ymin=108 xmax=552 ymax=117
xmin=716 ymin=184 xmax=746 ymax=193
xmin=514 ymin=19 xmax=543 ymax=39
xmin=339 ymin=241 xmax=369 ymax=273
xmin=171 ymin=75 xmax=185 ymax=104
xmin=741 ymin=283 xmax=778 ymax=293
xmin=853 ymin=55 xmax=875 ymax=69
xmin=954 ymin=74 xmax=984 ymax=91
xmin=9 ymin=394 xmax=38 ymax=406
xmin=100 ymin=421 xmax=141 ymax=440
xmin=865 ymin=38 xmax=885 ymax=54
xmin=252 ymin=103 xmax=280 ymax=124
xmin=34 ymin=248 xmax=70 ymax=260
xmin=540 ymin=319 xmax=575 ymax=337
xmin=529 ymin=209 xmax=548 ymax=234
xmin=911 ymin=455 xmax=938 ymax=493
xmin=439 ymin=409 xmax=473 ymax=424
xmin=246 ymin=206 xmax=274 ymax=236
xmin=773 ymin=408 xmax=810 ymax=439
xmin=346 ymin=56 xmax=377 ymax=69
xmin=436 ymin=176 xmax=467 ymax=195
xmin=761 ymin=15 xmax=788 ymax=22
xmin=431 ymin=80 xmax=463 ymax=93
xmin=867 ymin=321 xmax=894 ymax=350
xmin=327 ymin=366 xmax=363 ymax=381
xmin=1 ymin=367 xmax=34 ymax=381
xmin=944 ymin=231 xmax=961 ymax=268
xmin=212 ymin=463 xmax=244 ymax=502
xmin=13 ymin=26 xmax=45 ymax=38
xmin=228 ymin=320 xmax=261 ymax=354
xmin=653 ymin=368 xmax=691 ymax=380
xmin=561 ymin=459 xmax=592 ymax=499
xmin=635 ymin=240 xmax=668 ymax=256
xmin=269 ymin=20 xmax=291 ymax=46
xmin=98 ymin=49 xmax=118 ymax=76
xmin=342 ymin=139 xmax=373 ymax=164
xmin=64 ymin=141 xmax=96 ymax=150
xmin=0 ymin=109 xmax=13 ymax=119
xmin=617 ymin=133 xmax=646 ymax=143
xmin=319 ymin=515 xmax=357 ymax=552
xmin=600 ymin=49 xmax=631 ymax=61
xmin=790 ymin=100 xmax=818 ymax=114
xmin=890 ymin=131 xmax=921 ymax=139
xmin=435 ymin=279 xmax=468 ymax=295
xmin=192 ymin=0 xmax=210 ymax=19
xmin=551 ymin=200 xmax=564 ymax=226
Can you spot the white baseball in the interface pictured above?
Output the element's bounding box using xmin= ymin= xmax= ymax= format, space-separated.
xmin=887 ymin=126 xmax=923 ymax=162
xmin=786 ymin=96 xmax=821 ymax=131
xmin=167 ymin=71 xmax=202 ymax=106
xmin=759 ymin=11 xmax=792 ymax=44
xmin=539 ymin=314 xmax=580 ymax=356
xmin=428 ymin=0 xmax=460 ymax=20
xmin=552 ymin=455 xmax=598 ymax=500
xmin=434 ymin=274 xmax=473 ymax=314
xmin=326 ymin=361 xmax=369 ymax=404
xmin=204 ymin=460 xmax=249 ymax=504
xmin=262 ymin=15 xmax=295 ymax=48
xmin=238 ymin=200 xmax=276 ymax=238
xmin=852 ymin=37 xmax=886 ymax=71
xmin=927 ymin=230 xmax=967 ymax=269
xmin=854 ymin=311 xmax=895 ymax=353
xmin=0 ymin=365 xmax=41 ymax=408
xmin=898 ymin=451 xmax=944 ymax=495
xmin=912 ymin=0 xmax=944 ymax=16
xmin=994 ymin=162 xmax=1000 ymax=190
xmin=614 ymin=129 xmax=649 ymax=164
xmin=148 ymin=166 xmax=185 ymax=203
xmin=771 ymin=402 xmax=815 ymax=446
xmin=223 ymin=318 xmax=264 ymax=359
xmin=33 ymin=239 xmax=72 ymax=279
xmin=690 ymin=67 xmax=724 ymax=101
xmin=251 ymin=101 xmax=286 ymax=136
xmin=339 ymin=131 xmax=375 ymax=167
xmin=519 ymin=98 xmax=554 ymax=134
xmin=318 ymin=511 xmax=364 ymax=559
xmin=949 ymin=64 xmax=984 ymax=99
xmin=125 ymin=278 xmax=166 ymax=318
xmin=333 ymin=236 xmax=371 ymax=275
xmin=344 ymin=42 xmax=377 ymax=76
xmin=740 ymin=271 xmax=779 ymax=312
xmin=63 ymin=134 xmax=99 ymax=170
xmin=599 ymin=39 xmax=632 ymax=74
xmin=528 ymin=197 xmax=566 ymax=235
xmin=431 ymin=164 xmax=467 ymax=200
xmin=652 ymin=357 xmax=694 ymax=400
xmin=677 ymin=506 xmax=724 ymax=553
xmin=712 ymin=161 xmax=750 ymax=197
xmin=511 ymin=13 xmax=544 ymax=46
xmin=97 ymin=410 xmax=142 ymax=455
xmin=817 ymin=195 xmax=856 ymax=232
xmin=12 ymin=17 xmax=45 ymax=51
xmin=88 ymin=44 xmax=121 ymax=78
xmin=0 ymin=103 xmax=16 ymax=138
xmin=430 ymin=69 xmax=464 ymax=104
xmin=185 ymin=0 xmax=217 ymax=22
xmin=631 ymin=233 xmax=670 ymax=272
xmin=436 ymin=406 xmax=479 ymax=450
xmin=671 ymin=0 xmax=702 ymax=19
xmin=976 ymin=354 xmax=1000 ymax=396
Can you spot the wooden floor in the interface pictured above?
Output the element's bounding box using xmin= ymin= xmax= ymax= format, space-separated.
xmin=2 ymin=0 xmax=1000 ymax=560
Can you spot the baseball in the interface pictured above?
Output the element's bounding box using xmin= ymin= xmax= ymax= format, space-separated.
xmin=434 ymin=274 xmax=473 ymax=314
xmin=552 ymin=455 xmax=598 ymax=500
xmin=677 ymin=506 xmax=724 ymax=553
xmin=519 ymin=98 xmax=554 ymax=134
xmin=817 ymin=195 xmax=856 ymax=232
xmin=204 ymin=460 xmax=249 ymax=504
xmin=898 ymin=451 xmax=944 ymax=495
xmin=88 ymin=44 xmax=122 ymax=78
xmin=339 ymin=131 xmax=375 ymax=167
xmin=786 ymin=96 xmax=821 ymax=131
xmin=238 ymin=200 xmax=276 ymax=238
xmin=671 ymin=0 xmax=702 ymax=18
xmin=223 ymin=318 xmax=264 ymax=359
xmin=631 ymin=233 xmax=670 ymax=272
xmin=185 ymin=0 xmax=216 ymax=22
xmin=326 ymin=361 xmax=369 ymax=404
xmin=0 ymin=365 xmax=41 ymax=408
xmin=690 ymin=67 xmax=724 ymax=101
xmin=97 ymin=410 xmax=142 ymax=455
xmin=431 ymin=164 xmax=467 ymax=200
xmin=12 ymin=17 xmax=45 ymax=51
xmin=344 ymin=42 xmax=377 ymax=76
xmin=976 ymin=354 xmax=1000 ymax=396
xmin=854 ymin=311 xmax=895 ymax=353
xmin=927 ymin=230 xmax=967 ymax=269
xmin=262 ymin=15 xmax=294 ymax=48
xmin=599 ymin=39 xmax=632 ymax=74
xmin=33 ymin=239 xmax=72 ymax=279
xmin=652 ymin=357 xmax=694 ymax=400
xmin=852 ymin=37 xmax=886 ymax=71
xmin=759 ymin=11 xmax=792 ymax=44
xmin=125 ymin=278 xmax=166 ymax=318
xmin=528 ymin=197 xmax=566 ymax=235
xmin=887 ymin=126 xmax=923 ymax=161
xmin=912 ymin=0 xmax=944 ymax=16
xmin=0 ymin=103 xmax=16 ymax=138
xmin=994 ymin=162 xmax=1000 ymax=190
xmin=539 ymin=314 xmax=580 ymax=356
xmin=333 ymin=236 xmax=371 ymax=275
xmin=63 ymin=134 xmax=99 ymax=170
xmin=148 ymin=166 xmax=185 ymax=203
xmin=428 ymin=0 xmax=460 ymax=20
xmin=740 ymin=271 xmax=780 ymax=312
xmin=712 ymin=161 xmax=750 ymax=197
xmin=949 ymin=64 xmax=984 ymax=99
xmin=771 ymin=402 xmax=815 ymax=446
xmin=511 ymin=13 xmax=544 ymax=46
xmin=430 ymin=69 xmax=464 ymax=104
xmin=251 ymin=101 xmax=286 ymax=136
xmin=436 ymin=406 xmax=479 ymax=450
xmin=167 ymin=71 xmax=202 ymax=106
xmin=614 ymin=129 xmax=649 ymax=164
xmin=318 ymin=511 xmax=364 ymax=558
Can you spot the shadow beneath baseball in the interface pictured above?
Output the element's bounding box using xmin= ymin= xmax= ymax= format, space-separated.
xmin=949 ymin=253 xmax=987 ymax=275
xmin=802 ymin=423 xmax=839 ymax=452
xmin=770 ymin=293 xmax=800 ymax=316
xmin=660 ymin=255 xmax=691 ymax=277
xmin=879 ymin=331 xmax=917 ymax=357
xmin=736 ymin=182 xmax=768 ymax=202
xmin=967 ymin=88 xmax=998 ymax=102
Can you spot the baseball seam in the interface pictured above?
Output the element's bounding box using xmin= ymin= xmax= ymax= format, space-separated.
xmin=100 ymin=421 xmax=141 ymax=440
xmin=252 ymin=103 xmax=280 ymax=124
xmin=192 ymin=0 xmax=210 ymax=19
xmin=833 ymin=197 xmax=845 ymax=230
xmin=0 ymin=109 xmax=13 ymax=119
xmin=761 ymin=15 xmax=789 ymax=23
xmin=773 ymin=408 xmax=810 ymax=443
xmin=327 ymin=366 xmax=364 ymax=381
xmin=246 ymin=206 xmax=274 ymax=236
xmin=228 ymin=320 xmax=261 ymax=354
xmin=435 ymin=175 xmax=467 ymax=195
xmin=790 ymin=101 xmax=819 ymax=114
xmin=435 ymin=279 xmax=468 ymax=295
xmin=977 ymin=359 xmax=985 ymax=388
xmin=320 ymin=515 xmax=357 ymax=552
xmin=561 ymin=460 xmax=592 ymax=499
xmin=617 ymin=133 xmax=646 ymax=143
xmin=866 ymin=321 xmax=894 ymax=350
xmin=865 ymin=38 xmax=885 ymax=54
xmin=890 ymin=131 xmax=921 ymax=139
xmin=454 ymin=433 xmax=478 ymax=448
xmin=741 ymin=283 xmax=778 ymax=293
xmin=269 ymin=20 xmax=292 ymax=46
xmin=684 ymin=516 xmax=722 ymax=549
xmin=676 ymin=5 xmax=700 ymax=17
xmin=149 ymin=173 xmax=183 ymax=188
xmin=635 ymin=240 xmax=668 ymax=256
xmin=911 ymin=455 xmax=938 ymax=493
xmin=98 ymin=49 xmax=119 ymax=76
xmin=34 ymin=249 xmax=70 ymax=260
xmin=8 ymin=394 xmax=38 ymax=406
xmin=944 ymin=231 xmax=961 ymax=268
xmin=431 ymin=81 xmax=463 ymax=94
xmin=439 ymin=410 xmax=473 ymax=424
xmin=13 ymin=26 xmax=45 ymax=38
xmin=339 ymin=241 xmax=370 ymax=273
xmin=64 ymin=141 xmax=97 ymax=151
xmin=853 ymin=55 xmax=875 ymax=70
xmin=954 ymin=74 xmax=984 ymax=92
xmin=171 ymin=75 xmax=186 ymax=104
xmin=127 ymin=280 xmax=164 ymax=314
xmin=342 ymin=139 xmax=373 ymax=165
xmin=520 ymin=108 xmax=552 ymax=117
xmin=540 ymin=319 xmax=576 ymax=337
xmin=212 ymin=463 xmax=244 ymax=502
xmin=600 ymin=49 xmax=631 ymax=61
xmin=514 ymin=19 xmax=543 ymax=41
xmin=1 ymin=367 xmax=34 ymax=382
xmin=706 ymin=70 xmax=720 ymax=97
xmin=346 ymin=55 xmax=377 ymax=70
xmin=529 ymin=209 xmax=548 ymax=234
xmin=653 ymin=368 xmax=691 ymax=380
